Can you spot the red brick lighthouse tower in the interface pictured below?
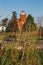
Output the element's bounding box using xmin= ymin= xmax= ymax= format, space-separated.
xmin=20 ymin=11 xmax=26 ymax=24
xmin=17 ymin=11 xmax=26 ymax=30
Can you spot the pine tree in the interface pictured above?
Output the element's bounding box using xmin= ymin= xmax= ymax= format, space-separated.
xmin=6 ymin=11 xmax=18 ymax=32
xmin=2 ymin=17 xmax=8 ymax=27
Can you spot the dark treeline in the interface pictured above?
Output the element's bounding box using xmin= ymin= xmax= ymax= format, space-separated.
xmin=1 ymin=11 xmax=37 ymax=32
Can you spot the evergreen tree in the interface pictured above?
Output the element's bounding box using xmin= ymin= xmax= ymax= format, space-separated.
xmin=2 ymin=17 xmax=8 ymax=27
xmin=22 ymin=14 xmax=37 ymax=31
xmin=26 ymin=14 xmax=34 ymax=25
xmin=6 ymin=11 xmax=18 ymax=32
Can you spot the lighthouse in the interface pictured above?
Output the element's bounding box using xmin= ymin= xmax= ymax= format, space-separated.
xmin=17 ymin=11 xmax=26 ymax=30
xmin=20 ymin=11 xmax=26 ymax=24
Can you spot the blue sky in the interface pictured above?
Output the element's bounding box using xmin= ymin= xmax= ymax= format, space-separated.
xmin=0 ymin=0 xmax=43 ymax=19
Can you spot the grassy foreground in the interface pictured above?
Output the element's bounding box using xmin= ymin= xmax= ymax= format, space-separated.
xmin=0 ymin=31 xmax=42 ymax=65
